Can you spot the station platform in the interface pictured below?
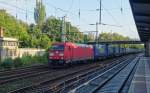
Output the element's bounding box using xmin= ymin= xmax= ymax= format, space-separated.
xmin=128 ymin=57 xmax=150 ymax=93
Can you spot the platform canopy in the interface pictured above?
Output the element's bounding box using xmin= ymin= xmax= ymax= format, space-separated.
xmin=130 ymin=0 xmax=150 ymax=42
xmin=87 ymin=40 xmax=143 ymax=44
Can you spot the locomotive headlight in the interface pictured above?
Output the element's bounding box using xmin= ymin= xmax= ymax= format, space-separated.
xmin=59 ymin=53 xmax=64 ymax=56
xmin=49 ymin=53 xmax=54 ymax=56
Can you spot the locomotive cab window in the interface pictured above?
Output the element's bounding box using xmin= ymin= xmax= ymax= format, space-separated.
xmin=50 ymin=45 xmax=64 ymax=50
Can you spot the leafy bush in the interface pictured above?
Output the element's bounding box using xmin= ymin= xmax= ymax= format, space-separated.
xmin=17 ymin=54 xmax=48 ymax=66
xmin=0 ymin=53 xmax=48 ymax=70
xmin=41 ymin=53 xmax=48 ymax=63
xmin=21 ymin=55 xmax=32 ymax=65
xmin=31 ymin=54 xmax=48 ymax=64
xmin=1 ymin=58 xmax=13 ymax=69
xmin=13 ymin=57 xmax=23 ymax=67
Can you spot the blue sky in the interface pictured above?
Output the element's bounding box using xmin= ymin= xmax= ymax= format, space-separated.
xmin=0 ymin=0 xmax=139 ymax=39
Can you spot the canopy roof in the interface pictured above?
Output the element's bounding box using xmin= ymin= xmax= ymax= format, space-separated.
xmin=130 ymin=0 xmax=150 ymax=42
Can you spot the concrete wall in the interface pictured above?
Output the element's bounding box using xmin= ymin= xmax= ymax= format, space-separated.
xmin=0 ymin=48 xmax=18 ymax=60
xmin=18 ymin=48 xmax=45 ymax=57
xmin=0 ymin=48 xmax=45 ymax=61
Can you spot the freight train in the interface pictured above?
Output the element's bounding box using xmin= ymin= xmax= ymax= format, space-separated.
xmin=48 ymin=42 xmax=141 ymax=66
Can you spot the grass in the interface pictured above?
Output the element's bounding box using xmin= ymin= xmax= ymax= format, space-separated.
xmin=0 ymin=53 xmax=48 ymax=70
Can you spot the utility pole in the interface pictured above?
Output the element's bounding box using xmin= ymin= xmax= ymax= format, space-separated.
xmin=61 ymin=16 xmax=66 ymax=42
xmin=99 ymin=0 xmax=102 ymax=24
xmin=96 ymin=22 xmax=99 ymax=43
xmin=68 ymin=22 xmax=71 ymax=41
xmin=89 ymin=23 xmax=99 ymax=43
xmin=98 ymin=0 xmax=102 ymax=44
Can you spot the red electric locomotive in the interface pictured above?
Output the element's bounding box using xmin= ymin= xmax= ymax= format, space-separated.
xmin=48 ymin=42 xmax=93 ymax=66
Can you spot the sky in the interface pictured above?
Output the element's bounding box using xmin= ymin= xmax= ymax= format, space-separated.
xmin=0 ymin=0 xmax=139 ymax=40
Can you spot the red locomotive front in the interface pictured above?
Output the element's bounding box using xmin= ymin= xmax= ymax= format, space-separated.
xmin=48 ymin=42 xmax=65 ymax=65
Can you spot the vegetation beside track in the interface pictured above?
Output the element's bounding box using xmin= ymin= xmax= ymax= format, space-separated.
xmin=0 ymin=53 xmax=48 ymax=70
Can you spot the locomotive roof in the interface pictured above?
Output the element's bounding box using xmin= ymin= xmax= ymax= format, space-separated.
xmin=52 ymin=42 xmax=92 ymax=48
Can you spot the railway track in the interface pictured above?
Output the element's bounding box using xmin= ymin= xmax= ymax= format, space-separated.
xmin=0 ymin=64 xmax=50 ymax=84
xmin=0 ymin=70 xmax=51 ymax=84
xmin=7 ymin=55 xmax=136 ymax=93
xmin=0 ymin=64 xmax=48 ymax=76
xmin=69 ymin=55 xmax=141 ymax=93
xmin=49 ymin=55 xmax=137 ymax=93
xmin=7 ymin=63 xmax=106 ymax=93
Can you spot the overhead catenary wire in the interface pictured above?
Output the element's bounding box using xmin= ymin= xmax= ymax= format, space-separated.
xmin=0 ymin=4 xmax=33 ymax=15
xmin=0 ymin=0 xmax=95 ymax=29
xmin=0 ymin=0 xmax=87 ymax=26
xmin=65 ymin=0 xmax=74 ymax=16
xmin=0 ymin=0 xmax=34 ymax=21
xmin=0 ymin=0 xmax=40 ymax=24
xmin=101 ymin=4 xmax=122 ymax=27
xmin=120 ymin=0 xmax=137 ymax=39
xmin=15 ymin=0 xmax=18 ymax=19
xmin=0 ymin=0 xmax=126 ymax=33
xmin=44 ymin=0 xmax=89 ymax=27
xmin=25 ymin=0 xmax=28 ymax=23
xmin=115 ymin=0 xmax=123 ymax=14
xmin=0 ymin=0 xmax=34 ymax=13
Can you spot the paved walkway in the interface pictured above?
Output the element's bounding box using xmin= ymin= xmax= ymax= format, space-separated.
xmin=128 ymin=57 xmax=150 ymax=93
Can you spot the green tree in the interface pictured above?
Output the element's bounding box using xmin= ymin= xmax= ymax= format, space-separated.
xmin=42 ymin=16 xmax=84 ymax=43
xmin=98 ymin=32 xmax=130 ymax=41
xmin=42 ymin=16 xmax=61 ymax=42
xmin=0 ymin=10 xmax=30 ymax=47
xmin=34 ymin=0 xmax=46 ymax=28
xmin=0 ymin=9 xmax=50 ymax=49
xmin=98 ymin=32 xmax=144 ymax=49
xmin=28 ymin=24 xmax=51 ymax=49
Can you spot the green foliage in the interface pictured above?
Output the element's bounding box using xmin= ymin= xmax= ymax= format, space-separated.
xmin=1 ymin=58 xmax=13 ymax=69
xmin=21 ymin=55 xmax=32 ymax=65
xmin=31 ymin=55 xmax=48 ymax=64
xmin=42 ymin=16 xmax=84 ymax=43
xmin=28 ymin=24 xmax=51 ymax=49
xmin=98 ymin=32 xmax=144 ymax=49
xmin=19 ymin=54 xmax=48 ymax=66
xmin=0 ymin=53 xmax=48 ymax=69
xmin=34 ymin=0 xmax=46 ymax=27
xmin=13 ymin=57 xmax=23 ymax=67
xmin=0 ymin=10 xmax=30 ymax=47
xmin=42 ymin=16 xmax=62 ymax=42
xmin=98 ymin=32 xmax=130 ymax=41
xmin=0 ymin=9 xmax=85 ymax=47
xmin=0 ymin=10 xmax=50 ymax=49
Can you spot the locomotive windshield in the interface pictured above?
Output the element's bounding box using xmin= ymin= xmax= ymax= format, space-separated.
xmin=50 ymin=45 xmax=64 ymax=50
